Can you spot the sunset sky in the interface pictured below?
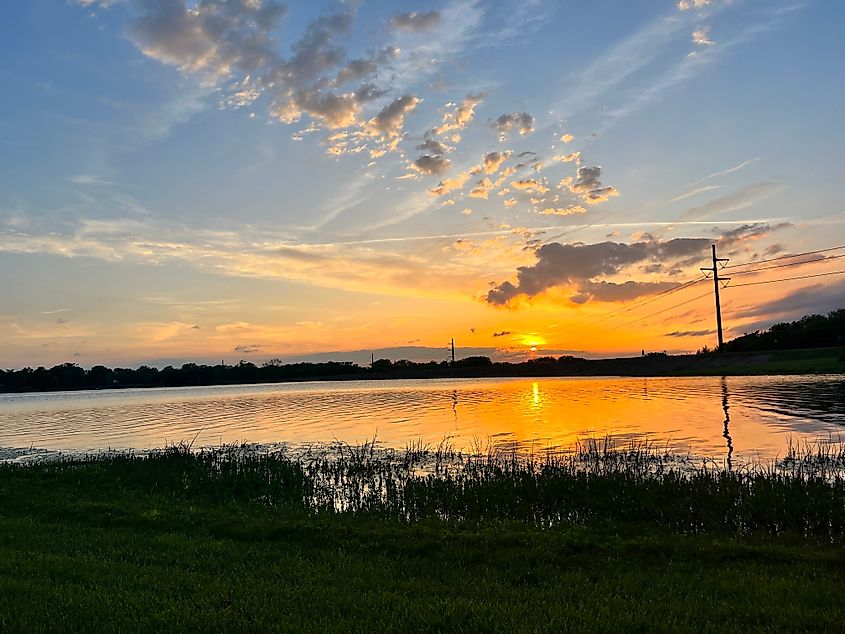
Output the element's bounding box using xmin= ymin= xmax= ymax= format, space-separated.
xmin=1 ymin=0 xmax=844 ymax=368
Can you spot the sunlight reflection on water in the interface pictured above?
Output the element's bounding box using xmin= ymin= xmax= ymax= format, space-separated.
xmin=0 ymin=375 xmax=843 ymax=460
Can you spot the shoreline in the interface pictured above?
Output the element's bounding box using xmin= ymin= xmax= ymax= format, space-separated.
xmin=2 ymin=346 xmax=844 ymax=395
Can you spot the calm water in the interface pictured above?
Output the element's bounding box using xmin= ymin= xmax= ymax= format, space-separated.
xmin=1 ymin=375 xmax=844 ymax=460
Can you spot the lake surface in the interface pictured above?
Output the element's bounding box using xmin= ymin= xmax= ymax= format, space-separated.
xmin=1 ymin=375 xmax=844 ymax=461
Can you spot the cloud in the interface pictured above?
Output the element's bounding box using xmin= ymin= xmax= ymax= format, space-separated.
xmin=469 ymin=178 xmax=494 ymax=199
xmin=669 ymin=185 xmax=719 ymax=203
xmin=389 ymin=11 xmax=441 ymax=32
xmin=680 ymin=181 xmax=784 ymax=220
xmin=487 ymin=233 xmax=730 ymax=306
xmin=736 ymin=282 xmax=845 ymax=330
xmin=664 ymin=329 xmax=715 ymax=337
xmin=492 ymin=331 xmax=511 ymax=337
xmin=578 ymin=280 xmax=678 ymax=303
xmin=551 ymin=152 xmax=581 ymax=164
xmin=417 ymin=139 xmax=450 ymax=156
xmin=503 ymin=198 xmax=518 ymax=208
xmin=234 ymin=344 xmax=260 ymax=354
xmin=678 ymin=0 xmax=714 ymax=10
xmin=560 ymin=133 xmax=573 ymax=143
xmin=485 ymin=222 xmax=790 ymax=307
xmin=432 ymin=93 xmax=485 ymax=140
xmin=493 ymin=112 xmax=534 ymax=140
xmin=560 ymin=166 xmax=619 ymax=205
xmin=365 ymin=95 xmax=421 ymax=140
xmin=511 ymin=179 xmax=548 ymax=195
xmin=412 ymin=154 xmax=451 ymax=176
xmin=692 ymin=26 xmax=714 ymax=45
xmin=539 ymin=205 xmax=586 ymax=216
xmin=429 ymin=171 xmax=471 ymax=197
xmin=124 ymin=0 xmax=287 ymax=83
xmin=473 ymin=151 xmax=511 ymax=175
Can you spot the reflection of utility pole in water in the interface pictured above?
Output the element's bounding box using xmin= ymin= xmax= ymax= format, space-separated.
xmin=451 ymin=389 xmax=458 ymax=426
xmin=721 ymin=376 xmax=733 ymax=471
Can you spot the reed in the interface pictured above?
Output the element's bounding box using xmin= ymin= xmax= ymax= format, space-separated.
xmin=8 ymin=436 xmax=844 ymax=539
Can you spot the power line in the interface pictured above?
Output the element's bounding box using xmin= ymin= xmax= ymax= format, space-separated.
xmin=728 ymin=269 xmax=845 ymax=288
xmin=725 ymin=244 xmax=845 ymax=270
xmin=592 ymin=290 xmax=713 ymax=337
xmin=582 ymin=276 xmax=706 ymax=328
xmin=730 ymin=253 xmax=845 ymax=276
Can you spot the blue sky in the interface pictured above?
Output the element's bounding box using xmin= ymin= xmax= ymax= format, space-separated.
xmin=1 ymin=0 xmax=844 ymax=368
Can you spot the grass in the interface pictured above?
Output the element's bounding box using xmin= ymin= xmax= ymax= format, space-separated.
xmin=678 ymin=346 xmax=845 ymax=376
xmin=1 ymin=441 xmax=845 ymax=631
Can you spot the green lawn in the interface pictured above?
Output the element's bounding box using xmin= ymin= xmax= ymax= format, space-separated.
xmin=1 ymin=456 xmax=844 ymax=632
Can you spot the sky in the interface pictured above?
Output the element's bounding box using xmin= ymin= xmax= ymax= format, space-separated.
xmin=1 ymin=0 xmax=844 ymax=369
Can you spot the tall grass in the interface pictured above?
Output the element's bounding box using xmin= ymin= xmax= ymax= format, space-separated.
xmin=5 ymin=437 xmax=845 ymax=539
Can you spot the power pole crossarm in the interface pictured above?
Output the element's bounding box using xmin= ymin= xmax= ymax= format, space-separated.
xmin=701 ymin=245 xmax=731 ymax=352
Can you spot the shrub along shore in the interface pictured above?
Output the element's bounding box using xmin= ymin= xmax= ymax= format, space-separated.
xmin=1 ymin=441 xmax=844 ymax=631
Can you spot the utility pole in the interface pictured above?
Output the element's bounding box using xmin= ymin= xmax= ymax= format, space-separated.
xmin=701 ymin=245 xmax=730 ymax=351
xmin=450 ymin=338 xmax=455 ymax=365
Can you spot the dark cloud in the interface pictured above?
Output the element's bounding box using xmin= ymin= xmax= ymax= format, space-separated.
xmin=125 ymin=0 xmax=287 ymax=80
xmin=486 ymin=225 xmax=786 ymax=306
xmin=417 ymin=139 xmax=449 ymax=156
xmin=366 ymin=95 xmax=421 ymax=140
xmin=234 ymin=344 xmax=260 ymax=354
xmin=492 ymin=331 xmax=512 ymax=337
xmin=579 ymin=280 xmax=678 ymax=303
xmin=412 ymin=154 xmax=451 ymax=176
xmin=561 ymin=166 xmax=619 ymax=205
xmin=493 ymin=112 xmax=533 ymax=139
xmin=389 ymin=11 xmax=441 ymax=32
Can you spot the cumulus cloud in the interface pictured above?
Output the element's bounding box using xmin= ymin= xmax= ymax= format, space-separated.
xmin=493 ymin=112 xmax=534 ymax=140
xmin=560 ymin=133 xmax=573 ymax=143
xmin=560 ymin=166 xmax=619 ymax=205
xmin=511 ymin=179 xmax=548 ymax=195
xmin=551 ymin=152 xmax=581 ymax=164
xmin=469 ymin=178 xmax=494 ymax=199
xmin=472 ymin=151 xmax=511 ymax=175
xmin=79 ymin=3 xmax=439 ymax=157
xmin=429 ymin=171 xmax=471 ymax=197
xmin=485 ymin=223 xmax=790 ymax=307
xmin=503 ymin=198 xmax=518 ymax=208
xmin=417 ymin=139 xmax=450 ymax=156
xmin=389 ymin=11 xmax=441 ymax=32
xmin=678 ymin=0 xmax=714 ymax=10
xmin=484 ymin=225 xmax=778 ymax=306
xmin=692 ymin=26 xmax=714 ymax=45
xmin=123 ymin=0 xmax=287 ymax=83
xmin=412 ymin=154 xmax=451 ymax=176
xmin=433 ymin=93 xmax=485 ymax=140
xmin=365 ymin=95 xmax=421 ymax=140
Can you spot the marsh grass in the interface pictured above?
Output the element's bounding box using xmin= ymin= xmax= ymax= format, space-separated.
xmin=8 ymin=435 xmax=845 ymax=539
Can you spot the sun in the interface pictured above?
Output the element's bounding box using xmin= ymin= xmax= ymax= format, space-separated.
xmin=520 ymin=334 xmax=546 ymax=352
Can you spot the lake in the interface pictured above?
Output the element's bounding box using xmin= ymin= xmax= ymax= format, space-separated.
xmin=1 ymin=375 xmax=843 ymax=461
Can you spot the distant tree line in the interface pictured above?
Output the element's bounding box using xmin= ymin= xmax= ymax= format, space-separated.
xmin=0 ymin=355 xmax=595 ymax=394
xmin=722 ymin=309 xmax=845 ymax=353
